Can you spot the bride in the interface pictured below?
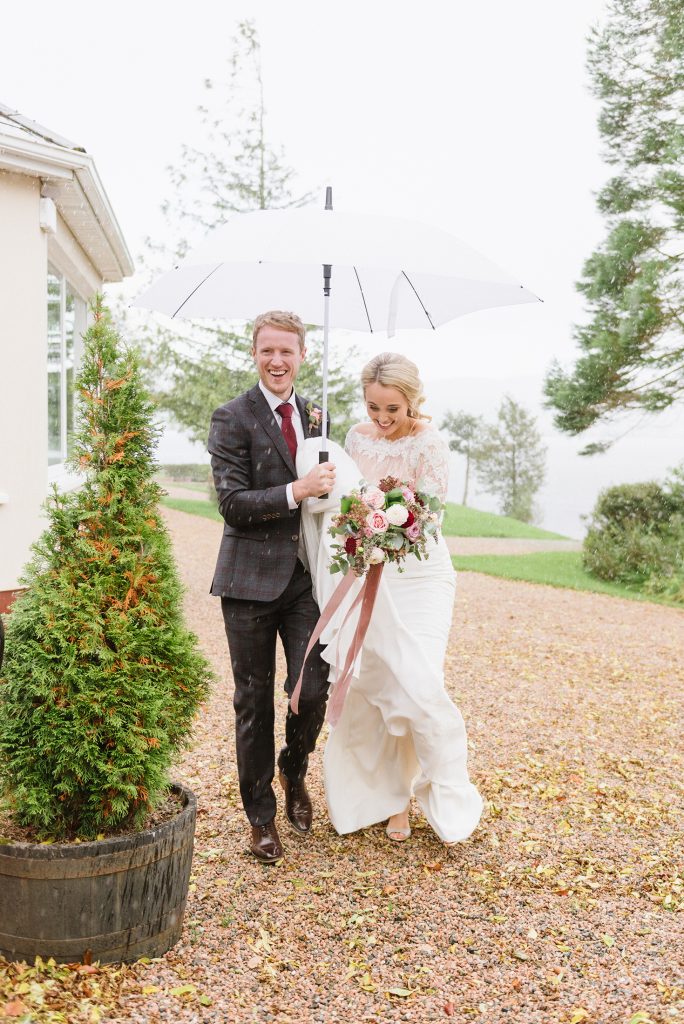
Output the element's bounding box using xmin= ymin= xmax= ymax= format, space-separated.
xmin=296 ymin=352 xmax=482 ymax=847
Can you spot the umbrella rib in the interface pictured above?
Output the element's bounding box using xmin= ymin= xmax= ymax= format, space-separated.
xmin=171 ymin=265 xmax=222 ymax=318
xmin=402 ymin=271 xmax=436 ymax=329
xmin=353 ymin=266 xmax=373 ymax=332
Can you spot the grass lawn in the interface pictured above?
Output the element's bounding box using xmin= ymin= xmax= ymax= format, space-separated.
xmin=160 ymin=495 xmax=569 ymax=541
xmin=441 ymin=503 xmax=568 ymax=540
xmin=451 ymin=550 xmax=679 ymax=606
xmin=157 ymin=478 xmax=210 ymax=494
xmin=161 ymin=496 xmax=222 ymax=522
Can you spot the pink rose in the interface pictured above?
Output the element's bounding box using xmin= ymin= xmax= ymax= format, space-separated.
xmin=401 ymin=487 xmax=415 ymax=503
xmin=366 ymin=510 xmax=389 ymax=534
xmin=406 ymin=522 xmax=421 ymax=542
xmin=364 ymin=486 xmax=386 ymax=510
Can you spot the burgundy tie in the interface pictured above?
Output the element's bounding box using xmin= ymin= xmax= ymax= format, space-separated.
xmin=276 ymin=403 xmax=298 ymax=461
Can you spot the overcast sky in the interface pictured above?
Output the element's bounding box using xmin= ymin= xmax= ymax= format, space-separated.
xmin=5 ymin=0 xmax=682 ymax=534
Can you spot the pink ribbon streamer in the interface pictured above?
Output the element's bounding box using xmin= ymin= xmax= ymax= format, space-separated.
xmin=290 ymin=563 xmax=384 ymax=724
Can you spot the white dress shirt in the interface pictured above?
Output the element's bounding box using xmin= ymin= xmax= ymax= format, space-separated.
xmin=258 ymin=380 xmax=305 ymax=510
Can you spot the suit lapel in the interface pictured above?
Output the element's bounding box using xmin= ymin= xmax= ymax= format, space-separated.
xmin=297 ymin=394 xmax=323 ymax=439
xmin=248 ymin=385 xmax=297 ymax=475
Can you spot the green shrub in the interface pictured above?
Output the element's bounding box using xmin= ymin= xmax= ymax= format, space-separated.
xmin=0 ymin=300 xmax=212 ymax=838
xmin=583 ymin=480 xmax=684 ymax=601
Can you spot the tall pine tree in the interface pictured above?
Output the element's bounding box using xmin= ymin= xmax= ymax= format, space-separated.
xmin=132 ymin=20 xmax=359 ymax=446
xmin=0 ymin=300 xmax=211 ymax=839
xmin=545 ymin=0 xmax=684 ymax=452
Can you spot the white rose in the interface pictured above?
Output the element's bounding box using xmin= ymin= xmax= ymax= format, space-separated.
xmin=369 ymin=547 xmax=386 ymax=564
xmin=386 ymin=503 xmax=409 ymax=526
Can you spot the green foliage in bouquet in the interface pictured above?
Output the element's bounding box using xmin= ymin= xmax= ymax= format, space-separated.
xmin=0 ymin=299 xmax=212 ymax=838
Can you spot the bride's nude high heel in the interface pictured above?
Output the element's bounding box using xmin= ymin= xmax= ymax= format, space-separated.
xmin=386 ymin=807 xmax=411 ymax=842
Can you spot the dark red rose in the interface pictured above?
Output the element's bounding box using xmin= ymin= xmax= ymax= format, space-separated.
xmin=404 ymin=511 xmax=415 ymax=527
xmin=344 ymin=537 xmax=357 ymax=555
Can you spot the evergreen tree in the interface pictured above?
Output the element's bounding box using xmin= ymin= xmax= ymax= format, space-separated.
xmin=129 ymin=19 xmax=358 ymax=443
xmin=0 ymin=300 xmax=212 ymax=839
xmin=544 ymin=0 xmax=684 ymax=453
xmin=440 ymin=411 xmax=484 ymax=505
xmin=475 ymin=397 xmax=547 ymax=523
xmin=147 ymin=19 xmax=312 ymax=270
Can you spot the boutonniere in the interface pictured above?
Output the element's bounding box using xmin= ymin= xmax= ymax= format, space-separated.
xmin=306 ymin=402 xmax=322 ymax=434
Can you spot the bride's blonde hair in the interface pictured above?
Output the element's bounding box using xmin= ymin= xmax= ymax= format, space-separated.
xmin=361 ymin=352 xmax=430 ymax=421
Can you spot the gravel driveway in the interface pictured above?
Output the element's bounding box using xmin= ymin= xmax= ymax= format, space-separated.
xmin=7 ymin=506 xmax=681 ymax=1023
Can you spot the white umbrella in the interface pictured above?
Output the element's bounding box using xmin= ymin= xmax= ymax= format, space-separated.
xmin=134 ymin=189 xmax=540 ymax=450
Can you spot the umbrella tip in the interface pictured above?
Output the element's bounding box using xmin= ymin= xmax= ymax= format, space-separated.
xmin=325 ymin=186 xmax=333 ymax=211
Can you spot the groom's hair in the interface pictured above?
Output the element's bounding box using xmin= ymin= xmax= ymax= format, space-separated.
xmin=252 ymin=310 xmax=306 ymax=351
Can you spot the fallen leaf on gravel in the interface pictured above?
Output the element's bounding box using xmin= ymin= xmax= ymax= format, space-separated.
xmin=627 ymin=1015 xmax=655 ymax=1024
xmin=601 ymin=933 xmax=615 ymax=947
xmin=142 ymin=984 xmax=160 ymax=994
xmin=169 ymin=984 xmax=196 ymax=998
xmin=3 ymin=999 xmax=27 ymax=1017
xmin=387 ymin=987 xmax=414 ymax=998
xmin=443 ymin=1002 xmax=455 ymax=1015
xmin=569 ymin=1010 xmax=590 ymax=1023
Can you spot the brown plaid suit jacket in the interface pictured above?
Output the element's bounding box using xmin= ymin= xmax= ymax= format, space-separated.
xmin=208 ymin=384 xmax=325 ymax=602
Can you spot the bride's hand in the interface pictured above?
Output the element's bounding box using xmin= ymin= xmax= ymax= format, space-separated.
xmin=293 ymin=461 xmax=336 ymax=502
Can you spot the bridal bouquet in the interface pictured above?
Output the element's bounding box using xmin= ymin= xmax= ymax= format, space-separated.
xmin=328 ymin=476 xmax=443 ymax=577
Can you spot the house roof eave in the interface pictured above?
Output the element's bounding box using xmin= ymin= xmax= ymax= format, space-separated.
xmin=0 ymin=130 xmax=135 ymax=282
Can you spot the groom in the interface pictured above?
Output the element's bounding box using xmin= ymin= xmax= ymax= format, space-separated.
xmin=208 ymin=310 xmax=335 ymax=863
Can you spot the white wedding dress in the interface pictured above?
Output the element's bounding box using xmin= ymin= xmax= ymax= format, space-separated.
xmin=296 ymin=426 xmax=482 ymax=844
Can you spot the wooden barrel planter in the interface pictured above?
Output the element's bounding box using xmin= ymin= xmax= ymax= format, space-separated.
xmin=0 ymin=784 xmax=196 ymax=965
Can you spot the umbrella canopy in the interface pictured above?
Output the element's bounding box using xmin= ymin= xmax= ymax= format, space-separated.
xmin=134 ymin=207 xmax=539 ymax=333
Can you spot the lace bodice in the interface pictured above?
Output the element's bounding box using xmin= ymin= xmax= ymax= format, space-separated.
xmin=344 ymin=425 xmax=450 ymax=502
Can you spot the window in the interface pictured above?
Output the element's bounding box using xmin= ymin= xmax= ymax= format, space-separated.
xmin=47 ymin=268 xmax=85 ymax=466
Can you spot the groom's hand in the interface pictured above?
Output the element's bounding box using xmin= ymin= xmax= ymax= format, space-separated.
xmin=293 ymin=461 xmax=336 ymax=502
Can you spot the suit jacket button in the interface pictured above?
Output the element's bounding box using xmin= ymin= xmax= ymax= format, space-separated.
xmin=291 ymin=534 xmax=299 ymax=542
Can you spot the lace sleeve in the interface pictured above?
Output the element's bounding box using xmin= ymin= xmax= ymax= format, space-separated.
xmin=344 ymin=426 xmax=362 ymax=459
xmin=414 ymin=430 xmax=450 ymax=503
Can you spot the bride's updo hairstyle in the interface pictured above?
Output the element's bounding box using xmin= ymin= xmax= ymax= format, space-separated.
xmin=361 ymin=352 xmax=431 ymax=421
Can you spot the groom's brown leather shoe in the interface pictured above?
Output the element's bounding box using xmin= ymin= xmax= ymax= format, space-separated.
xmin=279 ymin=771 xmax=313 ymax=834
xmin=250 ymin=819 xmax=283 ymax=863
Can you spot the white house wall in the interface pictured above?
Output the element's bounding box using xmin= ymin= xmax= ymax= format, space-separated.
xmin=0 ymin=172 xmax=105 ymax=597
xmin=0 ymin=171 xmax=48 ymax=593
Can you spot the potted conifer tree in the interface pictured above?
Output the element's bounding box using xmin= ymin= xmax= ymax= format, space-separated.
xmin=0 ymin=299 xmax=212 ymax=964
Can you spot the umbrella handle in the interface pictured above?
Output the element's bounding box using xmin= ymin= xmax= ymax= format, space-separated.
xmin=319 ymin=448 xmax=329 ymax=500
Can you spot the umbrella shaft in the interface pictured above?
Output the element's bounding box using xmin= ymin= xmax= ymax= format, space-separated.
xmin=321 ymin=267 xmax=331 ymax=447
